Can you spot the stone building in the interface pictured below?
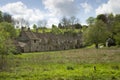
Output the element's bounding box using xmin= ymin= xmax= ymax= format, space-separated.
xmin=16 ymin=27 xmax=83 ymax=53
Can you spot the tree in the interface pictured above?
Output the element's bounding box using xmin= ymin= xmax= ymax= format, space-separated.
xmin=74 ymin=23 xmax=82 ymax=29
xmin=106 ymin=13 xmax=115 ymax=38
xmin=58 ymin=23 xmax=63 ymax=29
xmin=60 ymin=16 xmax=80 ymax=29
xmin=107 ymin=14 xmax=114 ymax=26
xmin=15 ymin=18 xmax=29 ymax=28
xmin=97 ymin=14 xmax=108 ymax=23
xmin=0 ymin=11 xmax=3 ymax=23
xmin=3 ymin=13 xmax=13 ymax=23
xmin=60 ymin=17 xmax=70 ymax=28
xmin=84 ymin=20 xmax=109 ymax=48
xmin=69 ymin=16 xmax=79 ymax=25
xmin=0 ymin=24 xmax=15 ymax=71
xmin=113 ymin=21 xmax=120 ymax=45
xmin=33 ymin=24 xmax=37 ymax=30
xmin=52 ymin=24 xmax=57 ymax=28
xmin=51 ymin=24 xmax=62 ymax=34
xmin=106 ymin=14 xmax=120 ymax=45
xmin=114 ymin=14 xmax=120 ymax=22
xmin=0 ymin=22 xmax=17 ymax=38
xmin=86 ymin=17 xmax=95 ymax=25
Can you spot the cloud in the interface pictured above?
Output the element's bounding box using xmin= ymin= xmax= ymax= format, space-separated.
xmin=47 ymin=17 xmax=59 ymax=28
xmin=42 ymin=0 xmax=79 ymax=17
xmin=0 ymin=1 xmax=81 ymax=28
xmin=0 ymin=1 xmax=77 ymax=28
xmin=0 ymin=1 xmax=45 ymax=26
xmin=80 ymin=2 xmax=93 ymax=13
xmin=96 ymin=0 xmax=120 ymax=15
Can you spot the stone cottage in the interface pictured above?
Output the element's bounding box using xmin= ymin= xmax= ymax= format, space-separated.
xmin=16 ymin=27 xmax=83 ymax=53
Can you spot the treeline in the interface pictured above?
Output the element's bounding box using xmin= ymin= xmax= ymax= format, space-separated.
xmin=0 ymin=11 xmax=18 ymax=71
xmin=0 ymin=11 xmax=17 ymax=55
xmin=58 ymin=16 xmax=82 ymax=29
xmin=84 ymin=14 xmax=120 ymax=48
xmin=0 ymin=11 xmax=13 ymax=23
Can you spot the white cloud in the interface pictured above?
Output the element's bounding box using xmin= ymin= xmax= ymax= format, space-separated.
xmin=96 ymin=0 xmax=120 ymax=15
xmin=42 ymin=0 xmax=79 ymax=17
xmin=0 ymin=1 xmax=45 ymax=27
xmin=80 ymin=2 xmax=93 ymax=13
xmin=47 ymin=17 xmax=59 ymax=28
xmin=0 ymin=1 xmax=81 ymax=28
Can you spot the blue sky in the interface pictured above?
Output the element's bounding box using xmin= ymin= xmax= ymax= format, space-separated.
xmin=0 ymin=0 xmax=120 ymax=28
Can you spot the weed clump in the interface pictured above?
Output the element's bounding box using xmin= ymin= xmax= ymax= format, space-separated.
xmin=111 ymin=65 xmax=119 ymax=70
xmin=111 ymin=76 xmax=117 ymax=80
xmin=66 ymin=66 xmax=74 ymax=70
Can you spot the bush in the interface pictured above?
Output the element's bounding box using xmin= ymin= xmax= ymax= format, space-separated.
xmin=66 ymin=66 xmax=74 ymax=70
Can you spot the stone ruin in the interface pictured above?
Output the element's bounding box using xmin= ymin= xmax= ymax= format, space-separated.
xmin=15 ymin=27 xmax=83 ymax=53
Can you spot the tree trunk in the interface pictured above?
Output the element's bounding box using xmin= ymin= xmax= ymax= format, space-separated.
xmin=95 ymin=43 xmax=99 ymax=49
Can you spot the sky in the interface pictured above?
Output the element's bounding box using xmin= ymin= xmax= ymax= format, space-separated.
xmin=0 ymin=0 xmax=120 ymax=28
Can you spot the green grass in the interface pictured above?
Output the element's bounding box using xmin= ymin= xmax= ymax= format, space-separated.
xmin=0 ymin=48 xmax=120 ymax=80
xmin=32 ymin=28 xmax=81 ymax=33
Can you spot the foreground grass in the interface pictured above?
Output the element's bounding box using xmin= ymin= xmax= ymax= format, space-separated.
xmin=0 ymin=48 xmax=120 ymax=80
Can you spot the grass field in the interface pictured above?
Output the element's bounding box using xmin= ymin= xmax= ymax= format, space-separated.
xmin=0 ymin=48 xmax=120 ymax=80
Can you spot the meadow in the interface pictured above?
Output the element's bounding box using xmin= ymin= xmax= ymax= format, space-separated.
xmin=0 ymin=48 xmax=120 ymax=80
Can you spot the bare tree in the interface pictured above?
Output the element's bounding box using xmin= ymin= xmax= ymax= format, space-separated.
xmin=69 ymin=16 xmax=79 ymax=25
xmin=14 ymin=18 xmax=29 ymax=28
xmin=60 ymin=17 xmax=70 ymax=28
xmin=60 ymin=16 xmax=80 ymax=29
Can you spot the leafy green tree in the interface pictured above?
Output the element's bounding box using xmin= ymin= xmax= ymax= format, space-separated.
xmin=114 ymin=14 xmax=120 ymax=22
xmin=0 ymin=29 xmax=10 ymax=55
xmin=0 ymin=22 xmax=17 ymax=38
xmin=33 ymin=24 xmax=37 ymax=31
xmin=114 ymin=33 xmax=120 ymax=45
xmin=84 ymin=20 xmax=109 ymax=48
xmin=3 ymin=13 xmax=13 ymax=23
xmin=0 ymin=11 xmax=3 ymax=22
xmin=0 ymin=27 xmax=15 ymax=70
xmin=51 ymin=24 xmax=62 ymax=34
xmin=58 ymin=23 xmax=63 ymax=29
xmin=81 ymin=25 xmax=88 ymax=33
xmin=86 ymin=17 xmax=95 ymax=25
xmin=52 ymin=24 xmax=57 ymax=28
xmin=113 ymin=21 xmax=120 ymax=45
xmin=0 ymin=22 xmax=17 ymax=70
xmin=97 ymin=14 xmax=108 ymax=23
xmin=74 ymin=23 xmax=82 ymax=29
xmin=107 ymin=14 xmax=114 ymax=34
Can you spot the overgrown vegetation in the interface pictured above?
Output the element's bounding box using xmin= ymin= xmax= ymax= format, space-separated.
xmin=0 ymin=11 xmax=17 ymax=71
xmin=0 ymin=48 xmax=120 ymax=80
xmin=0 ymin=24 xmax=15 ymax=71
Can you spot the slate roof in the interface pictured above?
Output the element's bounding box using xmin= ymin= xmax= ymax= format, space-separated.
xmin=24 ymin=31 xmax=39 ymax=40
